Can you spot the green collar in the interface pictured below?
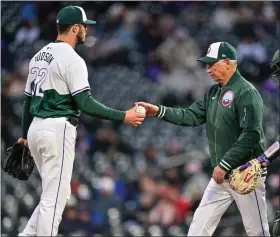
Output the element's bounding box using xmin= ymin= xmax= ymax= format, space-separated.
xmin=224 ymin=70 xmax=240 ymax=87
xmin=54 ymin=40 xmax=64 ymax=43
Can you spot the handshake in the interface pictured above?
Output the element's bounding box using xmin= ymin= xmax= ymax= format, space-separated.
xmin=123 ymin=102 xmax=159 ymax=126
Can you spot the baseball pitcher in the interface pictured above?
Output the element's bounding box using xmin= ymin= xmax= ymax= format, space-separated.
xmin=137 ymin=42 xmax=270 ymax=236
xmin=17 ymin=6 xmax=145 ymax=236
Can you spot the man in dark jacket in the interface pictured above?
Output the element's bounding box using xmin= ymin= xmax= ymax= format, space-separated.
xmin=137 ymin=42 xmax=269 ymax=236
xmin=270 ymin=49 xmax=280 ymax=237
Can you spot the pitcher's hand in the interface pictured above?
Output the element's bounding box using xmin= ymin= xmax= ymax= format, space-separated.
xmin=135 ymin=102 xmax=159 ymax=117
xmin=124 ymin=105 xmax=145 ymax=126
xmin=17 ymin=138 xmax=28 ymax=145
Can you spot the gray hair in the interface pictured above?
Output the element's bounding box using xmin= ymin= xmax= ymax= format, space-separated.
xmin=230 ymin=60 xmax=238 ymax=69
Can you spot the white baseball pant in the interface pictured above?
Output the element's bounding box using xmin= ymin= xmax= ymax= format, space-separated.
xmin=19 ymin=117 xmax=76 ymax=236
xmin=187 ymin=177 xmax=270 ymax=236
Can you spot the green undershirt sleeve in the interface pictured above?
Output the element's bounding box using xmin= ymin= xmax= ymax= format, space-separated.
xmin=73 ymin=90 xmax=126 ymax=121
xmin=21 ymin=95 xmax=33 ymax=139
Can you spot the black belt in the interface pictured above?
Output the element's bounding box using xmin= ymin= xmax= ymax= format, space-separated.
xmin=66 ymin=117 xmax=78 ymax=127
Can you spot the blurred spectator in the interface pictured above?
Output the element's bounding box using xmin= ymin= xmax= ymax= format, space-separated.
xmin=149 ymin=181 xmax=191 ymax=227
xmin=135 ymin=144 xmax=164 ymax=178
xmin=262 ymin=2 xmax=277 ymax=22
xmin=166 ymin=139 xmax=185 ymax=157
xmin=149 ymin=195 xmax=177 ymax=227
xmin=182 ymin=159 xmax=209 ymax=207
xmin=59 ymin=207 xmax=80 ymax=234
xmin=3 ymin=72 xmax=26 ymax=99
xmin=211 ymin=2 xmax=238 ymax=32
xmin=75 ymin=124 xmax=90 ymax=156
xmin=156 ymin=27 xmax=199 ymax=72
xmin=115 ymin=9 xmax=139 ymax=50
xmin=155 ymin=27 xmax=212 ymax=99
xmin=138 ymin=174 xmax=157 ymax=195
xmin=91 ymin=127 xmax=120 ymax=153
xmin=20 ymin=3 xmax=37 ymax=22
xmin=137 ymin=10 xmax=164 ymax=58
xmin=91 ymin=176 xmax=123 ymax=233
xmin=59 ymin=206 xmax=95 ymax=235
xmin=236 ymin=35 xmax=268 ymax=64
xmin=1 ymin=82 xmax=20 ymax=150
xmin=14 ymin=19 xmax=40 ymax=46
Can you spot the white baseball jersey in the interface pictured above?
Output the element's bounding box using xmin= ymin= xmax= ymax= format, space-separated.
xmin=24 ymin=41 xmax=90 ymax=118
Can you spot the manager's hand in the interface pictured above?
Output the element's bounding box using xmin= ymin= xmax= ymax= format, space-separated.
xmin=135 ymin=102 xmax=159 ymax=117
xmin=213 ymin=166 xmax=227 ymax=184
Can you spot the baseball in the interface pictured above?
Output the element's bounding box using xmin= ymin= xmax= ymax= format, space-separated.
xmin=136 ymin=105 xmax=146 ymax=115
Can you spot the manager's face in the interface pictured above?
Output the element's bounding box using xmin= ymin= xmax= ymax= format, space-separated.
xmin=206 ymin=59 xmax=231 ymax=83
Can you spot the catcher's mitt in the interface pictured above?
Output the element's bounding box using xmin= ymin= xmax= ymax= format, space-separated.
xmin=229 ymin=141 xmax=279 ymax=195
xmin=2 ymin=143 xmax=35 ymax=181
xmin=229 ymin=159 xmax=262 ymax=195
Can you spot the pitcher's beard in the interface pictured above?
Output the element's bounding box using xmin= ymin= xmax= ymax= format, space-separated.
xmin=77 ymin=34 xmax=86 ymax=45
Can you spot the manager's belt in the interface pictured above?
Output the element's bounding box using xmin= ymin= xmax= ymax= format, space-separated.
xmin=66 ymin=117 xmax=78 ymax=127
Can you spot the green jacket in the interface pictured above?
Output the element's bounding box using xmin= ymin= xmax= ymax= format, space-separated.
xmin=156 ymin=70 xmax=265 ymax=173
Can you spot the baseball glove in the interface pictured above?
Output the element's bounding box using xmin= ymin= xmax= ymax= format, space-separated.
xmin=229 ymin=159 xmax=263 ymax=195
xmin=2 ymin=143 xmax=35 ymax=181
xmin=229 ymin=141 xmax=279 ymax=195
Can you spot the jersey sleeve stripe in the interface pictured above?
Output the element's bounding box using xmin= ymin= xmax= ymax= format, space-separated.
xmin=219 ymin=162 xmax=230 ymax=171
xmin=159 ymin=106 xmax=166 ymax=118
xmin=157 ymin=105 xmax=166 ymax=119
xmin=157 ymin=105 xmax=163 ymax=118
xmin=221 ymin=160 xmax=232 ymax=169
xmin=24 ymin=91 xmax=32 ymax=96
xmin=71 ymin=86 xmax=90 ymax=96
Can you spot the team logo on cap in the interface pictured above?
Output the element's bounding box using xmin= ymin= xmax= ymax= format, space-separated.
xmin=222 ymin=90 xmax=234 ymax=106
xmin=207 ymin=46 xmax=211 ymax=54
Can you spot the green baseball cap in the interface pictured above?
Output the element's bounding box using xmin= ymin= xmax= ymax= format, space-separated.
xmin=56 ymin=6 xmax=96 ymax=25
xmin=198 ymin=42 xmax=237 ymax=63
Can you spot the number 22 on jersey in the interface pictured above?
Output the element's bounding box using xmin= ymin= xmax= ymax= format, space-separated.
xmin=31 ymin=67 xmax=48 ymax=97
